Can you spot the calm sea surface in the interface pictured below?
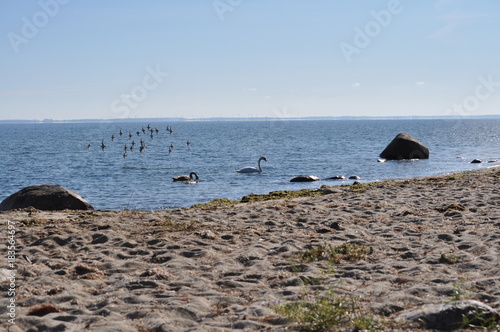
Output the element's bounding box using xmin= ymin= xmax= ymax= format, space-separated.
xmin=1 ymin=119 xmax=499 ymax=210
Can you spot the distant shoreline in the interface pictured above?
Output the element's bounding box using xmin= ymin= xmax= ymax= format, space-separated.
xmin=1 ymin=114 xmax=500 ymax=124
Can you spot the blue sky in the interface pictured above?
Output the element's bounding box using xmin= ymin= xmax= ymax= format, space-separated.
xmin=1 ymin=0 xmax=499 ymax=120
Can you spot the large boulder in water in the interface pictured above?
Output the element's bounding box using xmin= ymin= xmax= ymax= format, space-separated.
xmin=0 ymin=185 xmax=94 ymax=211
xmin=380 ymin=133 xmax=429 ymax=160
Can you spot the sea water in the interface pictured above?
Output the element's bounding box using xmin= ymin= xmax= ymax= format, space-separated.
xmin=1 ymin=119 xmax=499 ymax=210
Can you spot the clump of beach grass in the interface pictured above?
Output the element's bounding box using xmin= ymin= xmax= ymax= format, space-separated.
xmin=190 ymin=189 xmax=322 ymax=209
xmin=190 ymin=198 xmax=240 ymax=209
xmin=241 ymin=189 xmax=321 ymax=203
xmin=439 ymin=253 xmax=459 ymax=264
xmin=299 ymin=243 xmax=373 ymax=264
xmin=273 ymin=287 xmax=379 ymax=332
xmin=157 ymin=218 xmax=198 ymax=232
xmin=459 ymin=308 xmax=500 ymax=330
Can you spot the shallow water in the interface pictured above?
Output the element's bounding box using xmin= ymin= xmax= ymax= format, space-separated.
xmin=1 ymin=119 xmax=499 ymax=210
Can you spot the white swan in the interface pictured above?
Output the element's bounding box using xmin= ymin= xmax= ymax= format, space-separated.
xmin=173 ymin=172 xmax=198 ymax=182
xmin=236 ymin=156 xmax=267 ymax=173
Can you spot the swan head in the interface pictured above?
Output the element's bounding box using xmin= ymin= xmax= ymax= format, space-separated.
xmin=189 ymin=172 xmax=199 ymax=180
xmin=259 ymin=156 xmax=267 ymax=162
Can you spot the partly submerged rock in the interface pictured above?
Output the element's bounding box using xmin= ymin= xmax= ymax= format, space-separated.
xmin=380 ymin=133 xmax=429 ymax=160
xmin=398 ymin=300 xmax=499 ymax=331
xmin=0 ymin=185 xmax=94 ymax=211
xmin=470 ymin=159 xmax=482 ymax=163
xmin=325 ymin=176 xmax=346 ymax=180
xmin=290 ymin=175 xmax=320 ymax=182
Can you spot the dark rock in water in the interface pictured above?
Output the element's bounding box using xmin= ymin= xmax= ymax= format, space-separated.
xmin=470 ymin=159 xmax=482 ymax=163
xmin=0 ymin=185 xmax=94 ymax=211
xmin=349 ymin=176 xmax=361 ymax=180
xmin=398 ymin=300 xmax=499 ymax=331
xmin=380 ymin=133 xmax=429 ymax=160
xmin=290 ymin=175 xmax=320 ymax=182
xmin=325 ymin=176 xmax=346 ymax=180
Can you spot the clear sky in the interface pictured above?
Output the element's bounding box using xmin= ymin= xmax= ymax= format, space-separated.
xmin=1 ymin=0 xmax=499 ymax=120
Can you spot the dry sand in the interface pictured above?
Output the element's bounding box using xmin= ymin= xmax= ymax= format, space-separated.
xmin=1 ymin=167 xmax=499 ymax=331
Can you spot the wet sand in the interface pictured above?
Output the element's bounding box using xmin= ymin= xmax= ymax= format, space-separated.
xmin=1 ymin=167 xmax=499 ymax=331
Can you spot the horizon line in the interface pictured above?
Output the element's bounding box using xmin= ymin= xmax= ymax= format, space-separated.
xmin=0 ymin=114 xmax=499 ymax=124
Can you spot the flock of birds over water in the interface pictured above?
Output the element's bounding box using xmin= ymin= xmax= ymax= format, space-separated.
xmin=88 ymin=124 xmax=181 ymax=156
xmin=87 ymin=123 xmax=269 ymax=184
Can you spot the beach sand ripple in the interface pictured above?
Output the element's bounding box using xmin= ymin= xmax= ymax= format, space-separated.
xmin=1 ymin=168 xmax=499 ymax=331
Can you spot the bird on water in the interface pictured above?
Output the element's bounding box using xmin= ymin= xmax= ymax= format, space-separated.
xmin=182 ymin=172 xmax=199 ymax=184
xmin=172 ymin=172 xmax=199 ymax=182
xmin=236 ymin=156 xmax=267 ymax=173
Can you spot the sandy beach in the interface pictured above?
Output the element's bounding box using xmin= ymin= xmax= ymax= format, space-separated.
xmin=1 ymin=167 xmax=499 ymax=331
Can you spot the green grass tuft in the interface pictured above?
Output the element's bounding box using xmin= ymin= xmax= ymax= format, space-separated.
xmin=273 ymin=288 xmax=379 ymax=332
xmin=299 ymin=243 xmax=373 ymax=264
xmin=241 ymin=189 xmax=321 ymax=203
xmin=460 ymin=308 xmax=500 ymax=330
xmin=157 ymin=218 xmax=198 ymax=231
xmin=439 ymin=253 xmax=459 ymax=264
xmin=190 ymin=198 xmax=240 ymax=209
